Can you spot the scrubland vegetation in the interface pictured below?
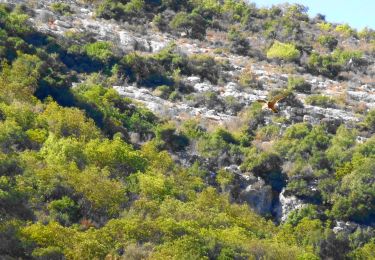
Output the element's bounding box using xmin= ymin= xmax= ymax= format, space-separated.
xmin=0 ymin=1 xmax=375 ymax=259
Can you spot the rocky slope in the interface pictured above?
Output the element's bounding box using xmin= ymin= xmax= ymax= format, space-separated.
xmin=3 ymin=0 xmax=374 ymax=222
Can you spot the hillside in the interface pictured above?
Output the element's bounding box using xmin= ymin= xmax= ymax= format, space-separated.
xmin=0 ymin=0 xmax=374 ymax=259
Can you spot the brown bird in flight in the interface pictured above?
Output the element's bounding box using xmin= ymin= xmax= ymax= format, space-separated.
xmin=257 ymin=94 xmax=288 ymax=113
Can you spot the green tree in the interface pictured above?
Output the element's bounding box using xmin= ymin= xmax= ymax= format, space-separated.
xmin=332 ymin=157 xmax=375 ymax=223
xmin=326 ymin=125 xmax=357 ymax=168
xmin=267 ymin=41 xmax=300 ymax=61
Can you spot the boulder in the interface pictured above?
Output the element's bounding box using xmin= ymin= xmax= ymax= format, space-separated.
xmin=276 ymin=188 xmax=305 ymax=222
xmin=230 ymin=172 xmax=274 ymax=216
xmin=54 ymin=20 xmax=72 ymax=28
xmin=333 ymin=221 xmax=358 ymax=234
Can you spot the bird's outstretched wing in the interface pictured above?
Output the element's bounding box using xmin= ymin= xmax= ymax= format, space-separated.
xmin=269 ymin=94 xmax=288 ymax=106
xmin=256 ymin=99 xmax=267 ymax=103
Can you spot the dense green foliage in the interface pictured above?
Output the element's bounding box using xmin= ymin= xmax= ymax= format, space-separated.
xmin=266 ymin=41 xmax=300 ymax=61
xmin=0 ymin=1 xmax=374 ymax=259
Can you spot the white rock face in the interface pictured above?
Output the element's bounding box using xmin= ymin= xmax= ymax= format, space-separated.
xmin=193 ymin=83 xmax=212 ymax=92
xmin=113 ymin=86 xmax=235 ymax=122
xmin=277 ymin=188 xmax=305 ymax=222
xmin=224 ymin=166 xmax=274 ymax=216
xmin=333 ymin=221 xmax=358 ymax=234
xmin=16 ymin=0 xmax=373 ymax=131
xmin=186 ymin=76 xmax=201 ymax=85
xmin=239 ymin=179 xmax=273 ymax=216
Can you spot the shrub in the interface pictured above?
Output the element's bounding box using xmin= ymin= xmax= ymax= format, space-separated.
xmin=96 ymin=0 xmax=145 ymax=20
xmin=123 ymin=0 xmax=145 ymax=14
xmin=238 ymin=66 xmax=261 ymax=89
xmin=308 ymin=49 xmax=362 ymax=78
xmin=284 ymin=4 xmax=309 ymax=21
xmin=331 ymin=48 xmax=362 ymax=66
xmin=197 ymin=129 xmax=236 ymax=158
xmin=331 ymin=158 xmax=375 ymax=223
xmin=181 ymin=119 xmax=205 ymax=139
xmin=317 ymin=22 xmax=332 ymax=31
xmin=307 ymin=52 xmax=340 ymax=78
xmin=155 ymin=123 xmax=189 ymax=151
xmin=152 ymin=13 xmax=167 ymax=31
xmin=48 ymin=196 xmax=80 ymax=225
xmin=288 ymin=76 xmax=311 ymax=93
xmin=266 ymin=41 xmax=300 ymax=61
xmin=84 ymin=41 xmax=114 ymax=63
xmin=228 ymin=28 xmax=250 ymax=56
xmin=154 ymin=85 xmax=174 ymax=99
xmin=84 ymin=136 xmax=147 ymax=176
xmin=51 ymin=3 xmax=72 ymax=15
xmin=255 ymin=124 xmax=280 ymax=141
xmin=335 ymin=24 xmax=355 ymax=37
xmin=169 ymin=10 xmax=208 ymax=40
xmin=317 ymin=35 xmax=338 ymax=51
xmin=224 ymin=96 xmax=244 ymax=114
xmin=305 ymin=94 xmax=336 ymax=108
xmin=169 ymin=12 xmax=190 ymax=34
xmin=326 ymin=125 xmax=357 ymax=168
xmin=73 ymin=82 xmax=156 ymax=134
xmin=120 ymin=44 xmax=186 ymax=86
xmin=350 ymin=240 xmax=375 ymax=259
xmin=187 ymin=54 xmax=220 ymax=84
xmin=358 ymin=27 xmax=375 ymax=42
xmin=121 ymin=52 xmax=169 ymax=86
xmin=4 ymin=11 xmax=32 ymax=35
xmin=360 ymin=109 xmax=375 ymax=132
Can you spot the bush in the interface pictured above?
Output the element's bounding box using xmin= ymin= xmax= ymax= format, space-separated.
xmin=331 ymin=48 xmax=362 ymax=66
xmin=308 ymin=48 xmax=362 ymax=78
xmin=169 ymin=12 xmax=190 ymax=34
xmin=153 ymin=85 xmax=174 ymax=99
xmin=84 ymin=41 xmax=114 ymax=63
xmin=358 ymin=27 xmax=375 ymax=42
xmin=228 ymin=28 xmax=250 ymax=56
xmin=48 ymin=196 xmax=80 ymax=225
xmin=307 ymin=52 xmax=340 ymax=78
xmin=238 ymin=66 xmax=261 ymax=89
xmin=187 ymin=54 xmax=220 ymax=84
xmin=181 ymin=119 xmax=205 ymax=139
xmin=335 ymin=24 xmax=355 ymax=37
xmin=317 ymin=35 xmax=338 ymax=51
xmin=224 ymin=96 xmax=244 ymax=114
xmin=51 ymin=3 xmax=72 ymax=15
xmin=331 ymin=158 xmax=375 ymax=223
xmin=266 ymin=41 xmax=300 ymax=61
xmin=121 ymin=52 xmax=169 ymax=87
xmin=350 ymin=240 xmax=375 ymax=259
xmin=284 ymin=4 xmax=309 ymax=21
xmin=197 ymin=128 xmax=236 ymax=158
xmin=155 ymin=123 xmax=189 ymax=151
xmin=96 ymin=0 xmax=145 ymax=21
xmin=152 ymin=13 xmax=167 ymax=31
xmin=360 ymin=109 xmax=375 ymax=132
xmin=326 ymin=125 xmax=357 ymax=168
xmin=4 ymin=11 xmax=32 ymax=36
xmin=120 ymin=44 xmax=185 ymax=86
xmin=73 ymin=82 xmax=156 ymax=134
xmin=169 ymin=10 xmax=208 ymax=40
xmin=288 ymin=76 xmax=311 ymax=93
xmin=305 ymin=94 xmax=336 ymax=108
xmin=317 ymin=22 xmax=332 ymax=31
xmin=255 ymin=124 xmax=280 ymax=141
